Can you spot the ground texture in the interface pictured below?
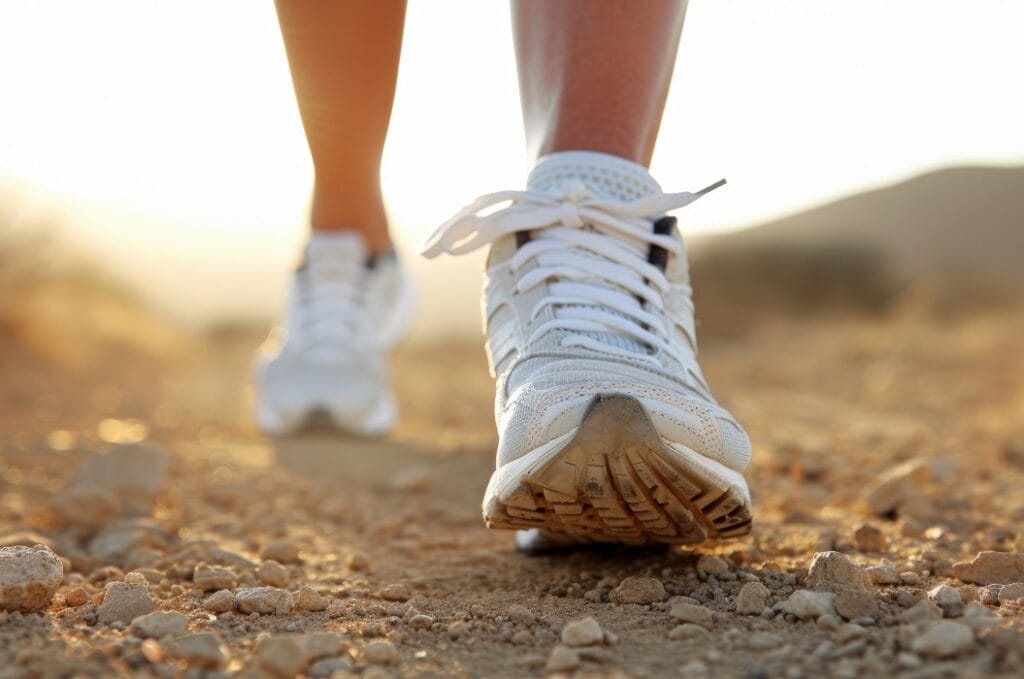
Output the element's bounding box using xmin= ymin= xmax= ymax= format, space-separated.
xmin=2 ymin=295 xmax=1024 ymax=678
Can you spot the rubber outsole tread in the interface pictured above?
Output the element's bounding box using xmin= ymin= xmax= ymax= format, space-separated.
xmin=485 ymin=394 xmax=752 ymax=545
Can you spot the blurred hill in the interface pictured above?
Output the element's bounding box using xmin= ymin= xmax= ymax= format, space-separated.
xmin=0 ymin=225 xmax=186 ymax=390
xmin=691 ymin=165 xmax=1024 ymax=319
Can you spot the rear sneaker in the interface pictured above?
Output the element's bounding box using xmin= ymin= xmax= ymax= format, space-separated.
xmin=421 ymin=151 xmax=752 ymax=545
xmin=254 ymin=231 xmax=415 ymax=436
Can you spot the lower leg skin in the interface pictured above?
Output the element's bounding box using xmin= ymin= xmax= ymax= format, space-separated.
xmin=512 ymin=0 xmax=688 ymax=167
xmin=275 ymin=0 xmax=406 ymax=253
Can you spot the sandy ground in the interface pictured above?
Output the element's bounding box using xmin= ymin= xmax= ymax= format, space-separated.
xmin=2 ymin=287 xmax=1024 ymax=677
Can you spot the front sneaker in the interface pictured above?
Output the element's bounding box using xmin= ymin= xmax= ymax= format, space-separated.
xmin=421 ymin=151 xmax=752 ymax=545
xmin=254 ymin=231 xmax=415 ymax=436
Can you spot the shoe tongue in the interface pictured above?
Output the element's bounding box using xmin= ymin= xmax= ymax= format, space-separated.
xmin=303 ymin=231 xmax=369 ymax=281
xmin=527 ymin=150 xmax=663 ymax=202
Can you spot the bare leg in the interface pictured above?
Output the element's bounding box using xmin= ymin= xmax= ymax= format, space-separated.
xmin=275 ymin=0 xmax=406 ymax=253
xmin=513 ymin=0 xmax=687 ymax=166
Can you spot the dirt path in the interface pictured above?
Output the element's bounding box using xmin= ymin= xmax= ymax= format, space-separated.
xmin=2 ymin=301 xmax=1023 ymax=677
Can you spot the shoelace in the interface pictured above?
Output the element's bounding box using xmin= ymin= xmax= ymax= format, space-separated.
xmin=419 ymin=180 xmax=724 ymax=368
xmin=292 ymin=247 xmax=368 ymax=355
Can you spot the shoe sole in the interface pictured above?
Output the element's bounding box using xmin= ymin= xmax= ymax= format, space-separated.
xmin=254 ymin=387 xmax=396 ymax=438
xmin=482 ymin=394 xmax=752 ymax=545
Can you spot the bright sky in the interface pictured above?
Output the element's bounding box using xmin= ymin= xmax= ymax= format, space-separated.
xmin=1 ymin=1 xmax=1022 ymax=334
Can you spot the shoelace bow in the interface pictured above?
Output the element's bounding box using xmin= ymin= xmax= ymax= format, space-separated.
xmin=419 ymin=179 xmax=724 ymax=368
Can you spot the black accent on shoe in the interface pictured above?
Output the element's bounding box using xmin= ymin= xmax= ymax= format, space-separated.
xmin=647 ymin=216 xmax=677 ymax=271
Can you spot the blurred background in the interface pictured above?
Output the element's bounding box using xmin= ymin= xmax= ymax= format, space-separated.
xmin=2 ymin=0 xmax=1022 ymax=341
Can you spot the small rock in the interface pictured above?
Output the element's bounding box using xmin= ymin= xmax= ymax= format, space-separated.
xmin=561 ymin=616 xmax=604 ymax=647
xmin=545 ymin=646 xmax=580 ymax=672
xmin=608 ymin=576 xmax=667 ymax=604
xmin=447 ymin=621 xmax=469 ymax=639
xmin=348 ymin=553 xmax=370 ymax=572
xmin=235 ymin=587 xmax=293 ymax=615
xmin=51 ymin=444 xmax=168 ymax=528
xmin=256 ymin=635 xmax=305 ymax=677
xmin=866 ymin=563 xmax=900 ymax=585
xmin=900 ymin=571 xmax=922 ymax=586
xmin=853 ymin=523 xmax=888 ymax=553
xmin=308 ymin=657 xmax=352 ymax=678
xmin=997 ymin=582 xmax=1024 ymax=604
xmin=261 ymin=539 xmax=302 ymax=564
xmin=816 ymin=614 xmax=840 ymax=630
xmin=678 ymin=660 xmax=709 ymax=677
xmin=788 ymin=590 xmax=838 ymax=621
xmin=979 ymin=584 xmax=1001 ymax=605
xmin=294 ymin=632 xmax=343 ymax=663
xmin=898 ymin=598 xmax=943 ymax=623
xmin=193 ymin=563 xmax=235 ymax=591
xmin=257 ymin=560 xmax=289 ymax=588
xmin=88 ymin=519 xmax=167 ymax=564
xmin=123 ymin=571 xmax=148 ymax=586
xmin=911 ymin=621 xmax=974 ymax=658
xmin=834 ymin=590 xmax=879 ymax=620
xmin=962 ymin=601 xmax=1000 ymax=630
xmin=0 ymin=544 xmax=64 ymax=612
xmin=130 ymin=611 xmax=189 ymax=638
xmin=577 ymin=646 xmax=614 ymax=664
xmin=64 ymin=587 xmax=88 ymax=607
xmin=735 ymin=581 xmax=771 ymax=616
xmin=97 ymin=581 xmax=156 ymax=624
xmin=953 ymin=551 xmax=1024 ymax=585
xmin=364 ymin=640 xmax=398 ymax=665
xmin=295 ymin=586 xmax=329 ymax=612
xmin=834 ymin=623 xmax=866 ymax=643
xmin=164 ymin=632 xmax=228 ymax=669
xmin=203 ymin=589 xmax=234 ymax=613
xmin=507 ymin=604 xmax=535 ymax=624
xmin=696 ymin=555 xmax=731 ymax=579
xmin=806 ymin=552 xmax=872 ymax=592
xmin=408 ymin=613 xmax=434 ymax=629
xmin=749 ymin=632 xmax=784 ymax=650
xmin=863 ymin=458 xmax=931 ymax=516
xmin=380 ymin=583 xmax=412 ymax=602
xmin=668 ymin=624 xmax=709 ymax=640
xmin=670 ymin=602 xmax=714 ymax=627
xmin=928 ymin=584 xmax=964 ymax=617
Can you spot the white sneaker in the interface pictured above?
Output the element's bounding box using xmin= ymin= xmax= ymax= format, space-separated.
xmin=421 ymin=151 xmax=752 ymax=545
xmin=254 ymin=231 xmax=415 ymax=436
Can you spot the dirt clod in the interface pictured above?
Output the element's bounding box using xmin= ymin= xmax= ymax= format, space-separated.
xmin=608 ymin=576 xmax=667 ymax=605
